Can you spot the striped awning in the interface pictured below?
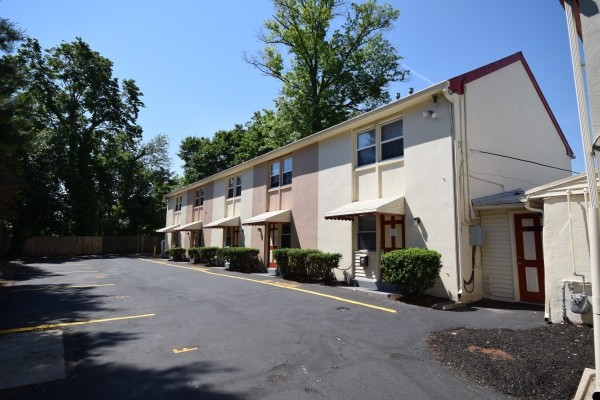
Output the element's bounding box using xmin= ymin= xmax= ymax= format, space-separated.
xmin=324 ymin=196 xmax=405 ymax=221
xmin=175 ymin=221 xmax=203 ymax=231
xmin=242 ymin=209 xmax=291 ymax=226
xmin=203 ymin=216 xmax=240 ymax=229
xmin=156 ymin=224 xmax=180 ymax=233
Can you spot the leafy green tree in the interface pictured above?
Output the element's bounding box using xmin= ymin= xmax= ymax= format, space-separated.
xmin=0 ymin=18 xmax=25 ymax=257
xmin=14 ymin=37 xmax=145 ymax=235
xmin=246 ymin=0 xmax=408 ymax=137
xmin=5 ymin=37 xmax=175 ymax=255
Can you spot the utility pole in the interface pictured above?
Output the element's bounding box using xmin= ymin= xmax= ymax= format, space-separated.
xmin=562 ymin=0 xmax=600 ymax=395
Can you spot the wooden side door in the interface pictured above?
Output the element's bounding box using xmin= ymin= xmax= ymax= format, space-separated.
xmin=514 ymin=213 xmax=545 ymax=304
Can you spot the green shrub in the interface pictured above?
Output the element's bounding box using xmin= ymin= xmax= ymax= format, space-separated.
xmin=274 ymin=248 xmax=339 ymax=283
xmin=307 ymin=252 xmax=341 ymax=284
xmin=381 ymin=247 xmax=442 ymax=294
xmin=188 ymin=247 xmax=200 ymax=259
xmin=166 ymin=247 xmax=186 ymax=261
xmin=218 ymin=247 xmax=262 ymax=273
xmin=273 ymin=248 xmax=290 ymax=276
xmin=196 ymin=247 xmax=220 ymax=265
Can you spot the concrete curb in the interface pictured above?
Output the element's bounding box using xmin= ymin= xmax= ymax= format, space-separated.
xmin=574 ymin=368 xmax=596 ymax=400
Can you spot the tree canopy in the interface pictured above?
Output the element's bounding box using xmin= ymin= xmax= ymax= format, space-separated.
xmin=246 ymin=0 xmax=408 ymax=137
xmin=3 ymin=37 xmax=175 ymax=255
xmin=179 ymin=0 xmax=407 ymax=184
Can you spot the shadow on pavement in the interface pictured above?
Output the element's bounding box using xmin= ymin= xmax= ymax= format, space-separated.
xmin=1 ymin=329 xmax=244 ymax=399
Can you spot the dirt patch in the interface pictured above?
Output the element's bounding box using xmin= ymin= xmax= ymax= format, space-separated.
xmin=429 ymin=323 xmax=593 ymax=399
xmin=387 ymin=293 xmax=446 ymax=308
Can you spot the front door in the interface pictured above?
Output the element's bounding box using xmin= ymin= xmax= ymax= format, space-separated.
xmin=514 ymin=213 xmax=545 ymax=304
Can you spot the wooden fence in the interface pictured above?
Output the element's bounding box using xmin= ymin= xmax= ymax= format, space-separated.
xmin=22 ymin=235 xmax=164 ymax=257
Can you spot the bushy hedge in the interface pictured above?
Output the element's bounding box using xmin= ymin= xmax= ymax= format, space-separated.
xmin=218 ymin=247 xmax=262 ymax=273
xmin=273 ymin=248 xmax=341 ymax=283
xmin=197 ymin=247 xmax=220 ymax=266
xmin=307 ymin=252 xmax=342 ymax=284
xmin=164 ymin=247 xmax=186 ymax=261
xmin=381 ymin=247 xmax=442 ymax=294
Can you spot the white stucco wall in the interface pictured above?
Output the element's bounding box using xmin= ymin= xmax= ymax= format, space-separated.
xmin=464 ymin=61 xmax=572 ymax=198
xmin=317 ymin=132 xmax=354 ymax=280
xmin=403 ymin=101 xmax=459 ymax=299
xmin=543 ymin=196 xmax=593 ymax=324
xmin=238 ymin=169 xmax=254 ymax=248
xmin=207 ymin=179 xmax=226 ymax=247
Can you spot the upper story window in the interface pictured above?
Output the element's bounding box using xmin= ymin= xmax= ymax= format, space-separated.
xmin=270 ymin=157 xmax=293 ymax=188
xmin=194 ymin=189 xmax=204 ymax=207
xmin=357 ymin=130 xmax=376 ymax=167
xmin=227 ymin=175 xmax=242 ymax=199
xmin=381 ymin=119 xmax=403 ymax=161
xmin=174 ymin=195 xmax=183 ymax=212
xmin=356 ymin=119 xmax=403 ymax=167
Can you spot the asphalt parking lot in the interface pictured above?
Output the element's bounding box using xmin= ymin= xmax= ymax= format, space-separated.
xmin=0 ymin=256 xmax=546 ymax=399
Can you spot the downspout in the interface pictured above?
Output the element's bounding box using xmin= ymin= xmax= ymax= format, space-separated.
xmin=444 ymin=87 xmax=463 ymax=300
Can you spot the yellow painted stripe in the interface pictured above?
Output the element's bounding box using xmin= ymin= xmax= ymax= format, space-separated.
xmin=173 ymin=347 xmax=198 ymax=354
xmin=12 ymin=284 xmax=115 ymax=292
xmin=0 ymin=313 xmax=156 ymax=335
xmin=141 ymin=258 xmax=397 ymax=314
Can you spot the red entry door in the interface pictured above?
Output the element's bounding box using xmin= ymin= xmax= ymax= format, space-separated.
xmin=514 ymin=213 xmax=545 ymax=304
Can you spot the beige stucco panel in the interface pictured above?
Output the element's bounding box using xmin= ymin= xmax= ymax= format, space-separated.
xmin=464 ymin=61 xmax=572 ymax=198
xmin=403 ymin=102 xmax=458 ymax=299
xmin=544 ymin=196 xmax=592 ymax=324
xmin=318 ymin=132 xmax=354 ymax=280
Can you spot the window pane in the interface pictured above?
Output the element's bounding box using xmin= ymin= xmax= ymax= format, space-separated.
xmin=357 ymin=147 xmax=376 ymax=166
xmin=358 ymin=215 xmax=376 ymax=231
xmin=357 ymin=130 xmax=375 ymax=149
xmin=382 ymin=120 xmax=403 ymax=142
xmin=228 ymin=188 xmax=234 ymax=198
xmin=236 ymin=186 xmax=241 ymax=197
xmin=270 ymin=162 xmax=280 ymax=176
xmin=282 ymin=171 xmax=292 ymax=185
xmin=228 ymin=177 xmax=234 ymax=189
xmin=236 ymin=176 xmax=242 ymax=187
xmin=358 ymin=233 xmax=376 ymax=251
xmin=283 ymin=157 xmax=292 ymax=172
xmin=200 ymin=190 xmax=204 ymax=206
xmin=271 ymin=174 xmax=280 ymax=188
xmin=382 ymin=138 xmax=404 ymax=160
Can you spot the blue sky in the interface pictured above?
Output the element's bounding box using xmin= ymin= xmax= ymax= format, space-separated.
xmin=1 ymin=0 xmax=584 ymax=175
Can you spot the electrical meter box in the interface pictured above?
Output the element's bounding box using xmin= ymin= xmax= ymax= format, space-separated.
xmin=469 ymin=225 xmax=484 ymax=246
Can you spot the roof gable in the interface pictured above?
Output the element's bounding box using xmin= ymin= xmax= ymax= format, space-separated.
xmin=448 ymin=52 xmax=574 ymax=159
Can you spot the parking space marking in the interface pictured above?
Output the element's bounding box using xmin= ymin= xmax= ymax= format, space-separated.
xmin=141 ymin=258 xmax=397 ymax=314
xmin=173 ymin=347 xmax=198 ymax=354
xmin=115 ymin=296 xmax=130 ymax=299
xmin=0 ymin=313 xmax=156 ymax=335
xmin=12 ymin=284 xmax=115 ymax=292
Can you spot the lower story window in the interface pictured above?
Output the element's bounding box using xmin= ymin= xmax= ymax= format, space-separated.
xmin=357 ymin=215 xmax=376 ymax=251
xmin=224 ymin=227 xmax=239 ymax=247
xmin=280 ymin=223 xmax=291 ymax=248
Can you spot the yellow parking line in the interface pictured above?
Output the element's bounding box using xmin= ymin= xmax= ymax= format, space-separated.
xmin=141 ymin=258 xmax=397 ymax=314
xmin=0 ymin=313 xmax=156 ymax=335
xmin=173 ymin=347 xmax=198 ymax=354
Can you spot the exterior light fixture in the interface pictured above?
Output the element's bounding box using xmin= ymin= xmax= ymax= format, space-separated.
xmin=422 ymin=110 xmax=437 ymax=119
xmin=413 ymin=217 xmax=421 ymax=226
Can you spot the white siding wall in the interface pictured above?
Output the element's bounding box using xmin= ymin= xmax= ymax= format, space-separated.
xmin=207 ymin=180 xmax=225 ymax=247
xmin=480 ymin=210 xmax=516 ymax=302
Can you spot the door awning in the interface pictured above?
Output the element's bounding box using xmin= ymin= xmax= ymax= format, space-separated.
xmin=324 ymin=196 xmax=405 ymax=221
xmin=156 ymin=224 xmax=180 ymax=233
xmin=242 ymin=209 xmax=291 ymax=226
xmin=175 ymin=221 xmax=203 ymax=231
xmin=203 ymin=216 xmax=240 ymax=229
